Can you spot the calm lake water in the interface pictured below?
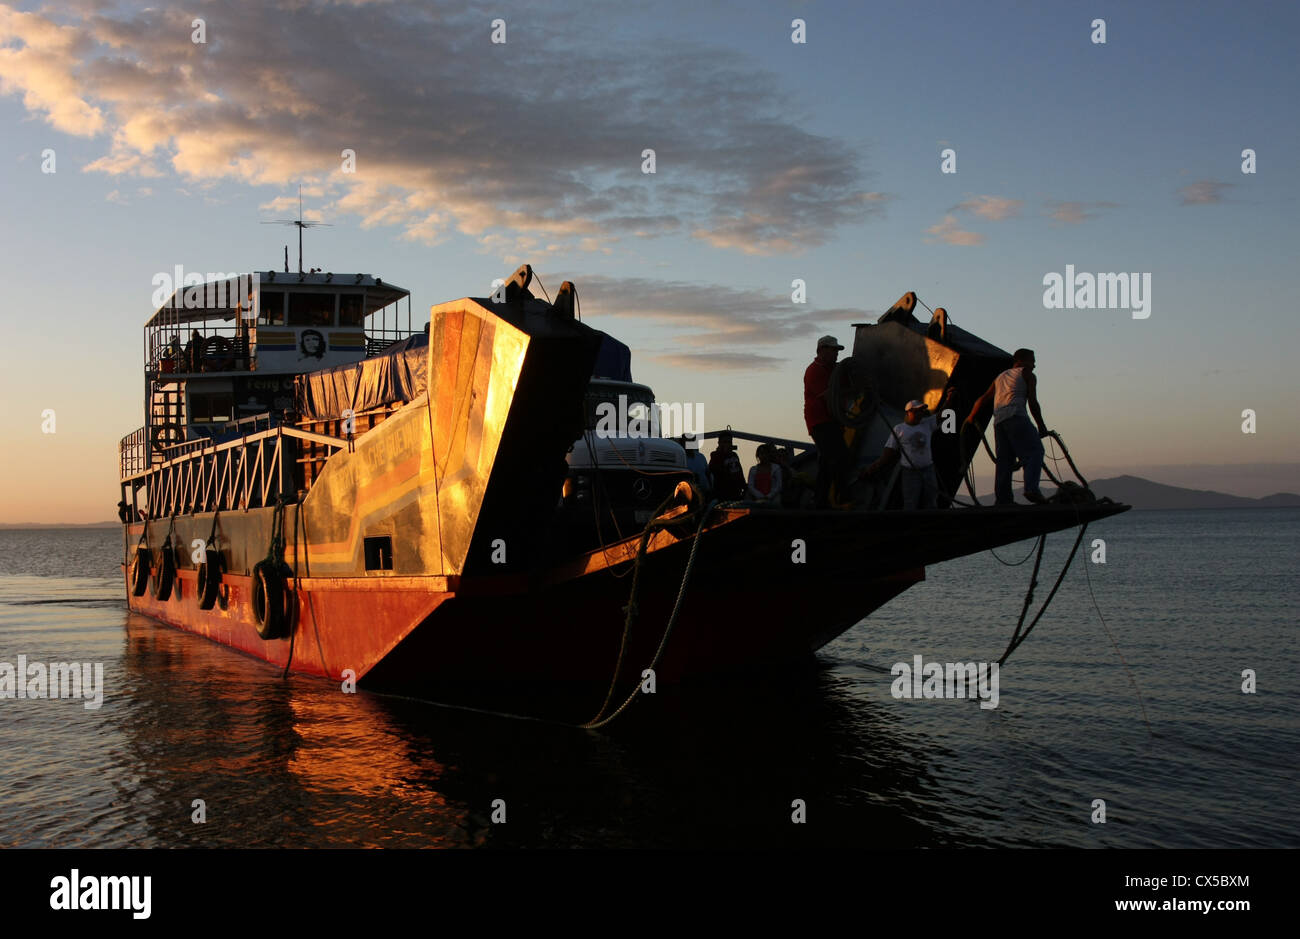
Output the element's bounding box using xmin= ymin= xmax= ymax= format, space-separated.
xmin=1 ymin=509 xmax=1296 ymax=848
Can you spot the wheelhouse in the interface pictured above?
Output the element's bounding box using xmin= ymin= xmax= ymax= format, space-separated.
xmin=121 ymin=271 xmax=414 ymax=493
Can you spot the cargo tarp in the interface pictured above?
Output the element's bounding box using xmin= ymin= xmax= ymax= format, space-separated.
xmin=592 ymin=331 xmax=632 ymax=381
xmin=295 ymin=334 xmax=428 ymax=421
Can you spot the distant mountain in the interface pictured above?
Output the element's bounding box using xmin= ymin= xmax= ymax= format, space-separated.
xmin=1256 ymin=492 xmax=1300 ymax=508
xmin=1090 ymin=476 xmax=1300 ymax=509
xmin=983 ymin=475 xmax=1300 ymax=510
xmin=6 ymin=474 xmax=1299 ymax=524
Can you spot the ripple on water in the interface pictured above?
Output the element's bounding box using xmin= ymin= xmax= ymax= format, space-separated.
xmin=0 ymin=516 xmax=1297 ymax=848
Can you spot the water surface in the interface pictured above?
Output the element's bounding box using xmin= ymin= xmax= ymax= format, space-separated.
xmin=1 ymin=511 xmax=1295 ymax=848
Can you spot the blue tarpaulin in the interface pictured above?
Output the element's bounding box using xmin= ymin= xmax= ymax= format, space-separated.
xmin=592 ymin=331 xmax=632 ymax=381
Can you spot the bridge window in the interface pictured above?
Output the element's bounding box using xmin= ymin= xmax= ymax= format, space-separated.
xmin=257 ymin=290 xmax=285 ymax=325
xmin=190 ymin=392 xmax=234 ymax=423
xmin=339 ymin=293 xmax=365 ymax=326
xmin=288 ymin=292 xmax=335 ymax=327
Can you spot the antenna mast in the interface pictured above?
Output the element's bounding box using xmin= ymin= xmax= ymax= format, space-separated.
xmin=261 ymin=184 xmax=333 ymax=273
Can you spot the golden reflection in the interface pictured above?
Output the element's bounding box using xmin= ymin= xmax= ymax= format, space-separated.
xmin=122 ymin=614 xmax=478 ymax=847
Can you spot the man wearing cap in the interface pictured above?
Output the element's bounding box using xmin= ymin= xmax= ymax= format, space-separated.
xmin=707 ymin=431 xmax=747 ymax=501
xmin=862 ymin=396 xmax=949 ymax=509
xmin=804 ymin=335 xmax=850 ymax=508
xmin=966 ymin=348 xmax=1050 ymax=505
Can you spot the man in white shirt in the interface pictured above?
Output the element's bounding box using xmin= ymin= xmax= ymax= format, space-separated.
xmin=862 ymin=399 xmax=941 ymax=509
xmin=966 ymin=348 xmax=1050 ymax=505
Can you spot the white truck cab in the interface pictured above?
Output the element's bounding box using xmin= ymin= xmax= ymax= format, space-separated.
xmin=563 ymin=379 xmax=691 ymax=537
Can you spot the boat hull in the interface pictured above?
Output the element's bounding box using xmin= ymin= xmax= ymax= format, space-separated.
xmin=123 ymin=499 xmax=1128 ymax=717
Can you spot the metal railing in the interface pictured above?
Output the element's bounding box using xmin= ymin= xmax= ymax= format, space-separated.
xmin=148 ymin=327 xmax=251 ymax=374
xmin=127 ymin=426 xmax=349 ymax=519
xmin=119 ymin=427 xmax=148 ymax=477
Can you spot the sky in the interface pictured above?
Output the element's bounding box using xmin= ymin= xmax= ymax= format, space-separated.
xmin=0 ymin=0 xmax=1297 ymax=522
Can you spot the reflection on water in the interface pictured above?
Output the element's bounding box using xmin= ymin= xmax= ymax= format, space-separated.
xmin=2 ymin=595 xmax=948 ymax=849
xmin=1 ymin=515 xmax=1298 ymax=849
xmin=110 ymin=614 xmax=948 ymax=849
xmin=119 ymin=616 xmax=480 ymax=847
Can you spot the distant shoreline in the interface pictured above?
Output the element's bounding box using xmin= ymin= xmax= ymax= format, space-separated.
xmin=4 ymin=504 xmax=1299 ymax=529
xmin=0 ymin=522 xmax=121 ymax=530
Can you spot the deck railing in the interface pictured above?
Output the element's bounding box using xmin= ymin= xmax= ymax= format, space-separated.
xmin=119 ymin=427 xmax=148 ymax=477
xmin=147 ymin=327 xmax=252 ymax=374
xmin=123 ymin=426 xmax=349 ymax=519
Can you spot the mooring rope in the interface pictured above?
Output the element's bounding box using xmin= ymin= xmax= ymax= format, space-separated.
xmin=1066 ymin=496 xmax=1151 ymax=735
xmin=331 ymin=494 xmax=723 ymax=731
xmin=582 ymin=499 xmax=717 ymax=730
xmin=998 ymin=523 xmax=1089 ymax=665
xmin=583 ymin=491 xmax=717 ymax=728
xmin=203 ymin=508 xmax=221 ymax=559
xmin=281 ymin=502 xmax=299 ymax=680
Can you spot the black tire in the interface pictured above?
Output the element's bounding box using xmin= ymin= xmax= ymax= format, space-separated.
xmin=252 ymin=560 xmax=289 ymax=640
xmin=197 ymin=552 xmax=224 ymax=611
xmin=129 ymin=547 xmax=150 ymax=597
xmin=149 ymin=545 xmax=175 ymax=601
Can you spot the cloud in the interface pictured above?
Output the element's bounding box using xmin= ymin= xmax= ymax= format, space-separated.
xmin=571 ymin=273 xmax=860 ymax=349
xmin=649 ymin=351 xmax=789 ymax=371
xmin=0 ymin=2 xmax=887 ymax=256
xmin=1179 ymin=180 xmax=1232 ymax=205
xmin=924 ymin=214 xmax=983 ymax=246
xmin=1044 ymin=200 xmax=1120 ymax=224
xmin=951 ymin=195 xmax=1021 ymax=221
xmin=0 ymin=6 xmax=104 ymax=135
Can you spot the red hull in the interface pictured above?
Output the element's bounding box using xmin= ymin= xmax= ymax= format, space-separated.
xmin=124 ymin=501 xmax=1130 ymax=714
xmin=125 ymin=567 xmax=453 ymax=681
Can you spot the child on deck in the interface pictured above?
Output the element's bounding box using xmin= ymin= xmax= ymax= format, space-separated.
xmin=746 ymin=444 xmax=783 ymax=505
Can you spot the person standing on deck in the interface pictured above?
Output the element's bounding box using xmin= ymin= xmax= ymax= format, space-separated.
xmin=679 ymin=433 xmax=713 ymax=498
xmin=804 ymin=336 xmax=850 ymax=508
xmin=966 ymin=349 xmax=1051 ymax=505
xmin=707 ymin=431 xmax=747 ymax=501
xmin=861 ymin=394 xmax=953 ymax=509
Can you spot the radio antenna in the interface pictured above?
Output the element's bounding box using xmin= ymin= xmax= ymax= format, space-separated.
xmin=261 ymin=185 xmax=332 ymax=273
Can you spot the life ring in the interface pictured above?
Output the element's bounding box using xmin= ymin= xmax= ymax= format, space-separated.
xmin=197 ymin=551 xmax=225 ymax=611
xmin=149 ymin=543 xmax=175 ymax=601
xmin=151 ymin=423 xmax=183 ymax=452
xmin=202 ymin=335 xmax=235 ymax=371
xmin=128 ymin=546 xmax=150 ymax=597
xmin=251 ymin=560 xmax=291 ymax=640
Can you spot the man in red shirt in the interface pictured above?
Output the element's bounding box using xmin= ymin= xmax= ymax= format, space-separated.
xmin=805 ymin=335 xmax=850 ymax=508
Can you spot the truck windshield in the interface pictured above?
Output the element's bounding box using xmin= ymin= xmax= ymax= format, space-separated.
xmin=583 ymin=385 xmax=655 ymax=431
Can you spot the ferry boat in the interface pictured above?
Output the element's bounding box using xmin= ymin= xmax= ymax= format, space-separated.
xmin=118 ymin=263 xmax=1129 ymax=722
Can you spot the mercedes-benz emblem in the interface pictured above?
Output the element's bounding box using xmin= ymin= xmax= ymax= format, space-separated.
xmin=632 ymin=478 xmax=652 ymax=500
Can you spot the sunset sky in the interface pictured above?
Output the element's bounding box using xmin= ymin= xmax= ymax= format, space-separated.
xmin=1 ymin=0 xmax=1297 ymax=523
